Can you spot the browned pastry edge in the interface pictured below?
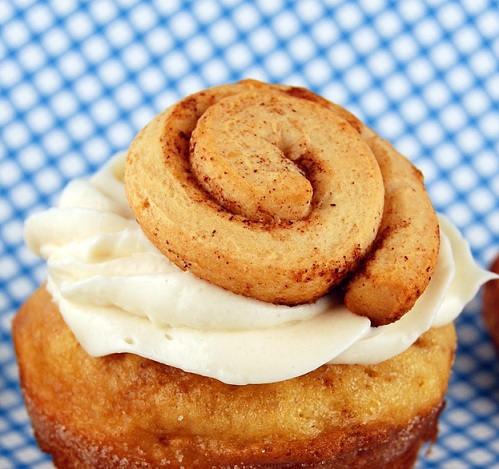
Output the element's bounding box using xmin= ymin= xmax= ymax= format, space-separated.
xmin=13 ymin=287 xmax=456 ymax=468
xmin=483 ymin=254 xmax=499 ymax=353
xmin=343 ymin=135 xmax=440 ymax=325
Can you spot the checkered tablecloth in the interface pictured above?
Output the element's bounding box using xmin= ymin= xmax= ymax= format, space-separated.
xmin=1 ymin=1 xmax=498 ymax=468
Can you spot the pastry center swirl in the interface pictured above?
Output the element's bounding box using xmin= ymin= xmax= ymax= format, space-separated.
xmin=190 ymin=93 xmax=315 ymax=222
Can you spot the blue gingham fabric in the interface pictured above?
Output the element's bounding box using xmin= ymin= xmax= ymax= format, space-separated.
xmin=1 ymin=1 xmax=498 ymax=468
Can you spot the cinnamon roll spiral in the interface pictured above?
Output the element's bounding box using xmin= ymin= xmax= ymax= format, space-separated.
xmin=125 ymin=80 xmax=439 ymax=325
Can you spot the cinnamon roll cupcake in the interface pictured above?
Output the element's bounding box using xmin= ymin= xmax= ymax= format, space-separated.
xmin=13 ymin=80 xmax=494 ymax=468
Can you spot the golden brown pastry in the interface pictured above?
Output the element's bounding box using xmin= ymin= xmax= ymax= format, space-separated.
xmin=13 ymin=286 xmax=456 ymax=469
xmin=343 ymin=136 xmax=440 ymax=324
xmin=483 ymin=254 xmax=499 ymax=353
xmin=125 ymin=80 xmax=439 ymax=325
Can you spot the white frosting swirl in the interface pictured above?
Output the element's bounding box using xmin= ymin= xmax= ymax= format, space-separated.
xmin=25 ymin=153 xmax=497 ymax=385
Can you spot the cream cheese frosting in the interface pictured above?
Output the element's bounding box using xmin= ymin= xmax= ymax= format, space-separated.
xmin=25 ymin=152 xmax=497 ymax=385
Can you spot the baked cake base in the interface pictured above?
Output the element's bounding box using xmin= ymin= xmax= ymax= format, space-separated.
xmin=13 ymin=287 xmax=456 ymax=468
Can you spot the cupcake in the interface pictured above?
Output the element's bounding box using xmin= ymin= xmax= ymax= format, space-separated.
xmin=483 ymin=254 xmax=499 ymax=354
xmin=13 ymin=80 xmax=494 ymax=468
